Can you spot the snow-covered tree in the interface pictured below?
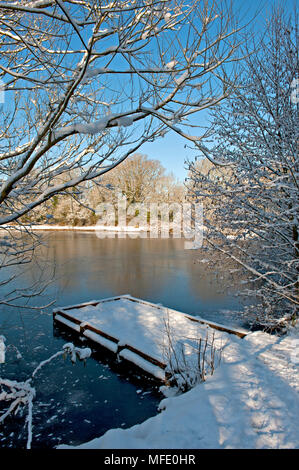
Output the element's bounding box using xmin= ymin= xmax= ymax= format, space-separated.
xmin=91 ymin=153 xmax=182 ymax=204
xmin=0 ymin=0 xmax=243 ymax=302
xmin=0 ymin=0 xmax=240 ymax=225
xmin=22 ymin=154 xmax=185 ymax=224
xmin=0 ymin=1 xmax=244 ymax=444
xmin=188 ymin=7 xmax=299 ymax=330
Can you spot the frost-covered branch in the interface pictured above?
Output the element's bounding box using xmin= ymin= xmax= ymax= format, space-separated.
xmin=188 ymin=7 xmax=299 ymax=328
xmin=0 ymin=343 xmax=91 ymax=449
xmin=0 ymin=0 xmax=242 ymax=228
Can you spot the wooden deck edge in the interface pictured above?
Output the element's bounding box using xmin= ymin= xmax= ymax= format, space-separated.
xmin=185 ymin=316 xmax=248 ymax=338
xmin=53 ymin=294 xmax=131 ymax=313
xmin=54 ymin=314 xmax=81 ymax=333
xmin=118 ymin=349 xmax=166 ymax=383
xmin=123 ymin=296 xmax=248 ymax=338
xmin=54 ymin=295 xmax=248 ymax=339
xmin=53 ymin=293 xmax=248 ymax=385
xmin=54 ymin=311 xmax=120 ymax=344
xmin=81 ymin=323 xmax=119 ymax=344
xmin=119 ymin=344 xmax=167 ymax=370
xmin=53 ymin=309 xmax=82 ymax=325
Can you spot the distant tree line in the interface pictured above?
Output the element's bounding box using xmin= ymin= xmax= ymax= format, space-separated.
xmin=21 ymin=154 xmax=186 ymax=226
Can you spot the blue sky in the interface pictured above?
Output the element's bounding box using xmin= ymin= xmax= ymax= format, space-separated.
xmin=3 ymin=0 xmax=295 ymax=184
xmin=139 ymin=112 xmax=209 ymax=182
xmin=138 ymin=0 xmax=297 ymax=181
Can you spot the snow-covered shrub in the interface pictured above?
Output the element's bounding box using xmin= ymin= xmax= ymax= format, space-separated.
xmin=164 ymin=322 xmax=222 ymax=392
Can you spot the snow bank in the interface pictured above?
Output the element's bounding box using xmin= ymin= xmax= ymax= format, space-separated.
xmin=58 ymin=329 xmax=299 ymax=449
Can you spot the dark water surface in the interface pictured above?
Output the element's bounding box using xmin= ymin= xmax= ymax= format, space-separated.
xmin=0 ymin=231 xmax=249 ymax=448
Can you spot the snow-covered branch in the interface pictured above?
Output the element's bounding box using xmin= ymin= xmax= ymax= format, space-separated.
xmin=0 ymin=0 xmax=241 ymax=227
xmin=0 ymin=343 xmax=91 ymax=449
xmin=188 ymin=8 xmax=299 ymax=328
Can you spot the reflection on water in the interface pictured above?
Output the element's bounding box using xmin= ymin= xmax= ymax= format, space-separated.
xmin=0 ymin=231 xmax=250 ymax=448
xmin=25 ymin=231 xmax=248 ymax=319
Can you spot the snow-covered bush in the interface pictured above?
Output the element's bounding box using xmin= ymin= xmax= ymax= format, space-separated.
xmin=164 ymin=321 xmax=223 ymax=392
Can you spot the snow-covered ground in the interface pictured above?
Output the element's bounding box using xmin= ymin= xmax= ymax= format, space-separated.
xmin=58 ymin=324 xmax=299 ymax=449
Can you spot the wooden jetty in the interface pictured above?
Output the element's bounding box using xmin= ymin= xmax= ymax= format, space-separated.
xmin=53 ymin=295 xmax=248 ymax=382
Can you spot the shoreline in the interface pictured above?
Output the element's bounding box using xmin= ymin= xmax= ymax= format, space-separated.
xmin=0 ymin=224 xmax=254 ymax=240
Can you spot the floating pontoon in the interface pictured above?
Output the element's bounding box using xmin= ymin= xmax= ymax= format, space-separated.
xmin=53 ymin=295 xmax=248 ymax=382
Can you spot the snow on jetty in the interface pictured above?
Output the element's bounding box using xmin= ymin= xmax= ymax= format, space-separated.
xmin=53 ymin=295 xmax=248 ymax=383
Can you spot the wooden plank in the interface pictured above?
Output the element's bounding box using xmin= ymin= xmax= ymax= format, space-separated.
xmin=185 ymin=316 xmax=247 ymax=339
xmin=119 ymin=343 xmax=167 ymax=370
xmin=53 ymin=309 xmax=82 ymax=325
xmin=54 ymin=297 xmax=248 ymax=339
xmin=54 ymin=310 xmax=120 ymax=344
xmin=125 ymin=296 xmax=164 ymax=310
xmin=80 ymin=321 xmax=166 ymax=370
xmin=118 ymin=349 xmax=166 ymax=382
xmin=81 ymin=323 xmax=119 ymax=345
xmin=125 ymin=295 xmax=248 ymax=339
xmin=54 ymin=314 xmax=81 ymax=332
xmin=83 ymin=329 xmax=119 ymax=354
xmin=53 ymin=295 xmax=248 ymax=383
xmin=62 ymin=302 xmax=100 ymax=311
xmin=54 ymin=295 xmax=130 ymax=313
